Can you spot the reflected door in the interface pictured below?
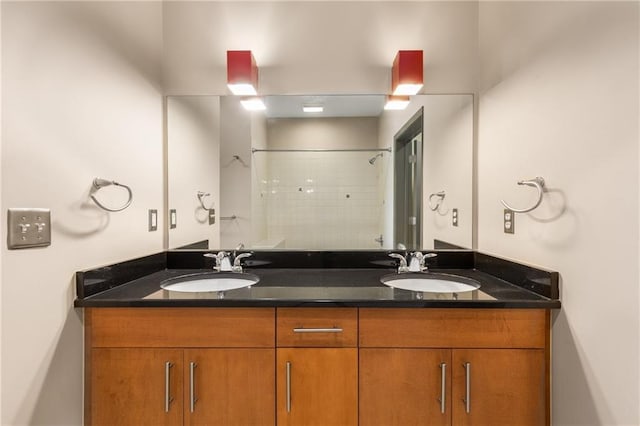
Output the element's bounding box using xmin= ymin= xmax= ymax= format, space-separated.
xmin=394 ymin=109 xmax=424 ymax=250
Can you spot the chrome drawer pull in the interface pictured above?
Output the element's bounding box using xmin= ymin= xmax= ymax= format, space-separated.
xmin=189 ymin=362 xmax=198 ymax=413
xmin=463 ymin=362 xmax=471 ymax=413
xmin=286 ymin=361 xmax=292 ymax=413
xmin=439 ymin=362 xmax=446 ymax=414
xmin=164 ymin=362 xmax=173 ymax=413
xmin=292 ymin=327 xmax=343 ymax=333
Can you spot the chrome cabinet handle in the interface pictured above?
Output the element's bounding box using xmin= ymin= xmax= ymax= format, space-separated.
xmin=286 ymin=361 xmax=292 ymax=413
xmin=463 ymin=362 xmax=471 ymax=413
xmin=293 ymin=327 xmax=343 ymax=333
xmin=439 ymin=363 xmax=446 ymax=414
xmin=164 ymin=362 xmax=173 ymax=413
xmin=190 ymin=362 xmax=198 ymax=413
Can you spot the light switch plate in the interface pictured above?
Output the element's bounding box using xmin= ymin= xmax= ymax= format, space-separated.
xmin=452 ymin=208 xmax=459 ymax=227
xmin=148 ymin=209 xmax=158 ymax=232
xmin=504 ymin=209 xmax=515 ymax=234
xmin=7 ymin=208 xmax=51 ymax=249
xmin=170 ymin=209 xmax=177 ymax=229
xmin=208 ymin=208 xmax=216 ymax=225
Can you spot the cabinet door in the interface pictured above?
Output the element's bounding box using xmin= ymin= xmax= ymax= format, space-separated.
xmin=277 ymin=348 xmax=358 ymax=426
xmin=452 ymin=349 xmax=546 ymax=426
xmin=90 ymin=348 xmax=183 ymax=426
xmin=359 ymin=349 xmax=452 ymax=426
xmin=184 ymin=349 xmax=275 ymax=426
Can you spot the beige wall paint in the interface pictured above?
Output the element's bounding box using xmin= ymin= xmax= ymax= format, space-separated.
xmin=267 ymin=117 xmax=379 ymax=150
xmin=251 ymin=112 xmax=268 ymax=244
xmin=1 ymin=2 xmax=163 ymax=424
xmin=378 ymin=95 xmax=474 ymax=250
xmin=163 ymin=1 xmax=479 ymax=95
xmin=167 ymin=96 xmax=220 ymax=249
xmin=219 ymin=96 xmax=253 ymax=248
xmin=477 ymin=2 xmax=639 ymax=424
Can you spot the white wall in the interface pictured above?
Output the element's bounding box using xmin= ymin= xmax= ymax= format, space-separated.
xmin=167 ymin=96 xmax=220 ymax=249
xmin=477 ymin=2 xmax=639 ymax=424
xmin=163 ymin=1 xmax=478 ymax=95
xmin=378 ymin=95 xmax=474 ymax=250
xmin=251 ymin=113 xmax=268 ymax=245
xmin=1 ymin=2 xmax=163 ymax=425
xmin=219 ymin=96 xmax=254 ymax=249
xmin=423 ymin=95 xmax=474 ymax=249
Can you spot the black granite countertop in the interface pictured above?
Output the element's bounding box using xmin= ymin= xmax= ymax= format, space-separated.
xmin=74 ymin=250 xmax=561 ymax=309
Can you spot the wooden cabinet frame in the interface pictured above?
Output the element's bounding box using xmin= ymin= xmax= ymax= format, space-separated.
xmin=85 ymin=307 xmax=550 ymax=426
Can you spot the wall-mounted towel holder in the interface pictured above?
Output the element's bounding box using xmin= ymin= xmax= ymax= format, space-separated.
xmin=90 ymin=178 xmax=133 ymax=212
xmin=500 ymin=177 xmax=546 ymax=213
xmin=197 ymin=191 xmax=213 ymax=210
xmin=428 ymin=191 xmax=446 ymax=211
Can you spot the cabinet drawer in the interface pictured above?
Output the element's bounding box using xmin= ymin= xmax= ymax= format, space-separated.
xmin=277 ymin=308 xmax=357 ymax=347
xmin=359 ymin=308 xmax=547 ymax=349
xmin=88 ymin=308 xmax=275 ymax=348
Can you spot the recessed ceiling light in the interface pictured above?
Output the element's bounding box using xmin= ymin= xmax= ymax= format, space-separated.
xmin=241 ymin=97 xmax=266 ymax=111
xmin=303 ymin=106 xmax=324 ymax=113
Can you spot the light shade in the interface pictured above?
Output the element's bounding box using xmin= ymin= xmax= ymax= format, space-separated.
xmin=240 ymin=97 xmax=266 ymax=111
xmin=227 ymin=50 xmax=259 ymax=96
xmin=384 ymin=95 xmax=410 ymax=110
xmin=392 ymin=50 xmax=423 ymax=96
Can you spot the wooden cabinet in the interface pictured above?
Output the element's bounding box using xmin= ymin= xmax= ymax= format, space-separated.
xmin=86 ymin=306 xmax=550 ymax=426
xmin=276 ymin=308 xmax=358 ymax=426
xmin=184 ymin=349 xmax=275 ymax=426
xmin=90 ymin=348 xmax=184 ymax=426
xmin=276 ymin=348 xmax=357 ymax=426
xmin=359 ymin=308 xmax=550 ymax=426
xmin=451 ymin=349 xmax=546 ymax=426
xmin=85 ymin=308 xmax=276 ymax=426
xmin=360 ymin=348 xmax=451 ymax=426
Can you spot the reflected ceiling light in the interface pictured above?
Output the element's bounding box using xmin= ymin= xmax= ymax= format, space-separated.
xmin=384 ymin=95 xmax=410 ymax=110
xmin=303 ymin=106 xmax=324 ymax=113
xmin=392 ymin=50 xmax=423 ymax=96
xmin=240 ymin=97 xmax=266 ymax=111
xmin=227 ymin=50 xmax=259 ymax=96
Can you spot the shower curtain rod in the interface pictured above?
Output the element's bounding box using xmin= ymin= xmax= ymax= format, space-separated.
xmin=252 ymin=148 xmax=392 ymax=153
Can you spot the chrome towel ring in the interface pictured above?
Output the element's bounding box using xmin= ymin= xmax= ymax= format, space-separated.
xmin=90 ymin=178 xmax=133 ymax=212
xmin=428 ymin=191 xmax=446 ymax=211
xmin=500 ymin=177 xmax=546 ymax=213
xmin=197 ymin=191 xmax=212 ymax=210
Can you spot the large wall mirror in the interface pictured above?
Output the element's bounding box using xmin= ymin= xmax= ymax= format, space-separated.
xmin=167 ymin=94 xmax=473 ymax=251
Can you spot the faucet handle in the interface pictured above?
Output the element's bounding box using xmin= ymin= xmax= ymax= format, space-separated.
xmin=388 ymin=253 xmax=409 ymax=273
xmin=232 ymin=252 xmax=252 ymax=272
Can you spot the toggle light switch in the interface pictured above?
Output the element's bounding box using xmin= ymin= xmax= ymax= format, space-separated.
xmin=8 ymin=208 xmax=51 ymax=249
xmin=148 ymin=209 xmax=158 ymax=232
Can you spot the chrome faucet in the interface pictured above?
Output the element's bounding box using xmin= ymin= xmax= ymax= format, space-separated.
xmin=408 ymin=252 xmax=437 ymax=272
xmin=232 ymin=252 xmax=252 ymax=273
xmin=204 ymin=251 xmax=232 ymax=272
xmin=388 ymin=253 xmax=410 ymax=273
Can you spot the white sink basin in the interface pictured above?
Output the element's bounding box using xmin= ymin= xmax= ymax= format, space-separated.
xmin=160 ymin=272 xmax=259 ymax=293
xmin=380 ymin=273 xmax=480 ymax=293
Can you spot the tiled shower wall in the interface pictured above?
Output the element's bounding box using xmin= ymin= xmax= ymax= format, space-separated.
xmin=254 ymin=151 xmax=388 ymax=249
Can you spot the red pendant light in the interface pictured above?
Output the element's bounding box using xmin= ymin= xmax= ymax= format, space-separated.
xmin=227 ymin=50 xmax=259 ymax=96
xmin=391 ymin=50 xmax=423 ymax=96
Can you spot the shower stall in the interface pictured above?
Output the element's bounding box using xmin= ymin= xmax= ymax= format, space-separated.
xmin=252 ymin=148 xmax=390 ymax=249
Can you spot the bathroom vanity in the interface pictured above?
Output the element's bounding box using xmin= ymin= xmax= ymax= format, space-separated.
xmin=76 ymin=250 xmax=559 ymax=426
